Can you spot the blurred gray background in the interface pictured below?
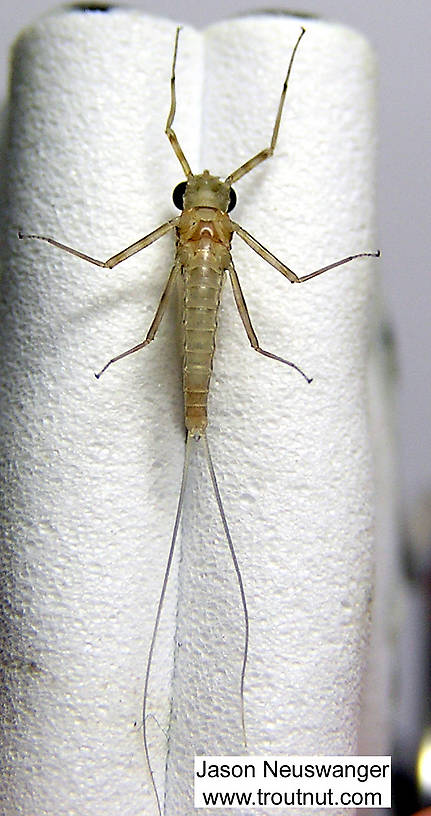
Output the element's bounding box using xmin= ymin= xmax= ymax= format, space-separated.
xmin=1 ymin=0 xmax=429 ymax=517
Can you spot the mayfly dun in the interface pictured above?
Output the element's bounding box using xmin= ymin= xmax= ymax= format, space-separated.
xmin=19 ymin=25 xmax=379 ymax=816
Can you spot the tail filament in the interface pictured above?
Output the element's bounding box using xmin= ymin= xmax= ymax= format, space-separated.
xmin=142 ymin=431 xmax=249 ymax=815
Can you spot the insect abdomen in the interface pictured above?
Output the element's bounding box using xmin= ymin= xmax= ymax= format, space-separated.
xmin=180 ymin=239 xmax=228 ymax=436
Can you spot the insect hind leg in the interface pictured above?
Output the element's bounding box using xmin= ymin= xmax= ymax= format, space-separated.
xmin=229 ymin=262 xmax=312 ymax=383
xmin=95 ymin=261 xmax=180 ymax=378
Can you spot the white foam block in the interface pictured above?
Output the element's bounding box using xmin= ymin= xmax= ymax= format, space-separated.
xmin=0 ymin=9 xmax=379 ymax=816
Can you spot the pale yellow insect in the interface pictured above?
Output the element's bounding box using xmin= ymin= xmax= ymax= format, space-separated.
xmin=19 ymin=26 xmax=379 ymax=816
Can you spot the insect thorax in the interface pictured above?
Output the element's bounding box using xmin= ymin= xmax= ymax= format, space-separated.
xmin=177 ymin=207 xmax=233 ymax=250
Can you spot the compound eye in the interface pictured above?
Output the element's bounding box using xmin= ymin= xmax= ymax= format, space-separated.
xmin=172 ymin=181 xmax=187 ymax=210
xmin=227 ymin=187 xmax=237 ymax=212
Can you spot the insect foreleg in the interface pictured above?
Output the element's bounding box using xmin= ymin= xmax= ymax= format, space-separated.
xmin=229 ymin=262 xmax=312 ymax=383
xmin=165 ymin=27 xmax=192 ymax=178
xmin=18 ymin=218 xmax=178 ymax=269
xmin=225 ymin=27 xmax=306 ymax=185
xmin=95 ymin=261 xmax=181 ymax=378
xmin=232 ymin=222 xmax=380 ymax=284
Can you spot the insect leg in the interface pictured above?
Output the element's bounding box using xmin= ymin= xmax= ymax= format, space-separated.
xmin=95 ymin=261 xmax=181 ymax=378
xmin=225 ymin=27 xmax=306 ymax=185
xmin=165 ymin=28 xmax=192 ymax=177
xmin=232 ymin=222 xmax=380 ymax=284
xmin=293 ymin=251 xmax=381 ymax=282
xmin=18 ymin=218 xmax=178 ymax=269
xmin=229 ymin=261 xmax=312 ymax=383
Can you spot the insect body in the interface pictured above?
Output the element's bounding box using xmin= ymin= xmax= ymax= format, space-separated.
xmin=19 ymin=25 xmax=379 ymax=816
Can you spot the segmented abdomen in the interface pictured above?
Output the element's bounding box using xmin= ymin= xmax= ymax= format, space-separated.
xmin=178 ymin=237 xmax=229 ymax=436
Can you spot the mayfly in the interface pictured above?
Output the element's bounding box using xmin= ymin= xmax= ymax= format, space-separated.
xmin=19 ymin=25 xmax=379 ymax=816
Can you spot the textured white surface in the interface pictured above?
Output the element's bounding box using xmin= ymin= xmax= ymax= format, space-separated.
xmin=0 ymin=8 xmax=378 ymax=816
